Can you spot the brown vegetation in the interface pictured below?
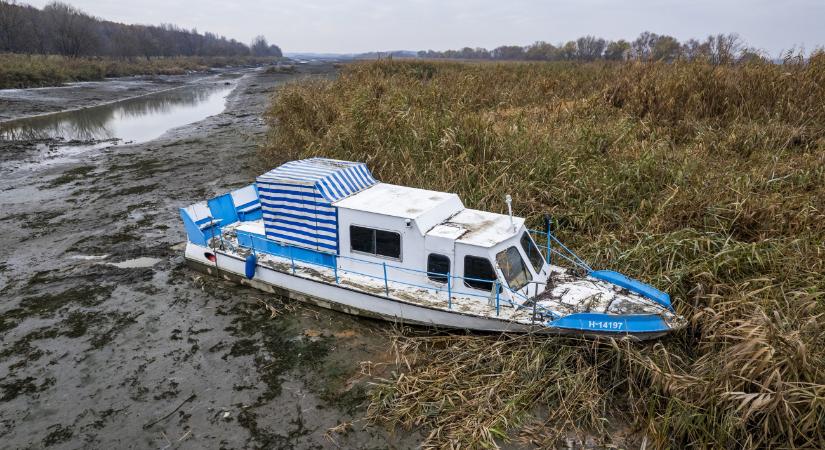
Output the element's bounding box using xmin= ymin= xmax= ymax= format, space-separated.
xmin=261 ymin=59 xmax=825 ymax=448
xmin=0 ymin=53 xmax=278 ymax=89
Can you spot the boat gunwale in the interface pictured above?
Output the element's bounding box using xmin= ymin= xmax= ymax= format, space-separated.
xmin=186 ymin=255 xmax=673 ymax=340
xmin=197 ymin=244 xmax=678 ymax=337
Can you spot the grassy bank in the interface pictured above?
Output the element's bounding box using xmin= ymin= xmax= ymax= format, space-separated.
xmin=261 ymin=60 xmax=825 ymax=448
xmin=0 ymin=54 xmax=281 ymax=89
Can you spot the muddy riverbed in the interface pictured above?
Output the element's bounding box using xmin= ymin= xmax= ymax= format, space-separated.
xmin=0 ymin=65 xmax=421 ymax=449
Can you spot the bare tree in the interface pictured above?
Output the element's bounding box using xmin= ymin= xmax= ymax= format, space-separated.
xmin=42 ymin=2 xmax=99 ymax=57
xmin=652 ymin=35 xmax=681 ymax=62
xmin=0 ymin=0 xmax=26 ymax=51
xmin=0 ymin=1 xmax=277 ymax=58
xmin=604 ymin=40 xmax=631 ymax=61
xmin=251 ymin=35 xmax=269 ymax=56
xmin=681 ymin=38 xmax=709 ymax=61
xmin=576 ymin=36 xmax=606 ymax=61
xmin=491 ymin=45 xmax=525 ymax=60
xmin=414 ymin=31 xmax=773 ymax=64
xmin=632 ymin=31 xmax=659 ymax=60
xmin=525 ymin=41 xmax=557 ymax=60
xmin=706 ymin=33 xmax=743 ymax=65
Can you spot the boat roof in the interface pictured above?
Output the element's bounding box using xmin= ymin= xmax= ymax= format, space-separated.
xmin=257 ymin=158 xmax=377 ymax=202
xmin=333 ymin=183 xmax=464 ymax=232
xmin=429 ymin=209 xmax=525 ymax=248
xmin=334 ymin=182 xmax=526 ymax=247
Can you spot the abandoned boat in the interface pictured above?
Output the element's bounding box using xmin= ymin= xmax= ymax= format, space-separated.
xmin=180 ymin=158 xmax=685 ymax=339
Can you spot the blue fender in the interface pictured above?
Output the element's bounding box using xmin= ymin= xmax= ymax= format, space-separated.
xmin=244 ymin=254 xmax=257 ymax=279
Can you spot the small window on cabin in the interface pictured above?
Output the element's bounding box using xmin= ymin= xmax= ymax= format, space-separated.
xmin=496 ymin=246 xmax=530 ymax=291
xmin=350 ymin=225 xmax=375 ymax=254
xmin=350 ymin=225 xmax=401 ymax=259
xmin=376 ymin=230 xmax=401 ymax=258
xmin=463 ymin=255 xmax=496 ymax=291
xmin=520 ymin=232 xmax=545 ymax=273
xmin=427 ymin=254 xmax=450 ymax=283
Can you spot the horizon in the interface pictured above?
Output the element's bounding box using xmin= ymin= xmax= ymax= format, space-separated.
xmin=18 ymin=0 xmax=825 ymax=57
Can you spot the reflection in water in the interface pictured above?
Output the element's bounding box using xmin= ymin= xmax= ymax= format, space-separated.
xmin=1 ymin=83 xmax=233 ymax=143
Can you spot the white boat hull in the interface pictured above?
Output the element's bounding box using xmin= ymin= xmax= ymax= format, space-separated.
xmin=185 ymin=243 xmax=674 ymax=339
xmin=185 ymin=242 xmax=542 ymax=333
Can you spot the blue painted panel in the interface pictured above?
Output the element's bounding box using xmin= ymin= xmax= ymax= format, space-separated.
xmin=237 ymin=230 xmax=335 ymax=268
xmin=549 ymin=312 xmax=670 ymax=334
xmin=589 ymin=270 xmax=672 ymax=310
xmin=240 ymin=208 xmax=263 ymax=221
xmin=180 ymin=208 xmax=207 ymax=246
xmin=236 ymin=230 xmax=257 ymax=248
xmin=236 ymin=199 xmax=262 ymax=221
xmin=207 ymin=194 xmax=239 ymax=226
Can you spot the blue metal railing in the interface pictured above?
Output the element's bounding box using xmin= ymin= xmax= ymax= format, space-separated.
xmin=237 ymin=233 xmax=557 ymax=319
xmin=528 ymin=228 xmax=592 ymax=272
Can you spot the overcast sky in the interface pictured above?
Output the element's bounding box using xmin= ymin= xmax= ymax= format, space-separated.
xmin=24 ymin=0 xmax=825 ymax=55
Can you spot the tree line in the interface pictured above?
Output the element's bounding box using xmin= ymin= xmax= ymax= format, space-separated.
xmin=418 ymin=32 xmax=770 ymax=64
xmin=0 ymin=1 xmax=282 ymax=59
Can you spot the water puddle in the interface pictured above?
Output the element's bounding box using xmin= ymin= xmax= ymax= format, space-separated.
xmin=107 ymin=257 xmax=162 ymax=268
xmin=68 ymin=254 xmax=110 ymax=261
xmin=0 ymin=78 xmax=236 ymax=172
xmin=1 ymin=82 xmax=233 ymax=143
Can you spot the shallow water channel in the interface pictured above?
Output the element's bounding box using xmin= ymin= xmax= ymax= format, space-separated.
xmin=0 ymin=76 xmax=236 ymax=174
xmin=0 ymin=80 xmax=234 ymax=144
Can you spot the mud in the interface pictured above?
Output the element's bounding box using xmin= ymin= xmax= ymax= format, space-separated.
xmin=0 ymin=65 xmax=421 ymax=449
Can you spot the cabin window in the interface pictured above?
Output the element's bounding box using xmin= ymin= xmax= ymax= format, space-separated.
xmin=520 ymin=232 xmax=544 ymax=273
xmin=427 ymin=254 xmax=450 ymax=283
xmin=463 ymin=256 xmax=495 ymax=291
xmin=375 ymin=229 xmax=401 ymax=258
xmin=349 ymin=225 xmax=401 ymax=259
xmin=496 ymin=246 xmax=530 ymax=291
xmin=350 ymin=225 xmax=375 ymax=254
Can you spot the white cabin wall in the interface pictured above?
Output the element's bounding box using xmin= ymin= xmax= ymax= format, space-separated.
xmin=454 ymin=241 xmax=502 ymax=300
xmin=337 ymin=208 xmax=429 ymax=286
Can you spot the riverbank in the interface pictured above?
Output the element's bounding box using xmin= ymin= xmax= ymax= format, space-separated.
xmin=0 ymin=53 xmax=284 ymax=90
xmin=0 ymin=63 xmax=420 ymax=448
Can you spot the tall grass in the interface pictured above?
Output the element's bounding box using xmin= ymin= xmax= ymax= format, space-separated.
xmin=0 ymin=53 xmax=280 ymax=89
xmin=261 ymin=59 xmax=825 ymax=448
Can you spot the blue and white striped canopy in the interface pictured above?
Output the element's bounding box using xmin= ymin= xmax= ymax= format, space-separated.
xmin=256 ymin=158 xmax=378 ymax=252
xmin=258 ymin=158 xmax=377 ymax=202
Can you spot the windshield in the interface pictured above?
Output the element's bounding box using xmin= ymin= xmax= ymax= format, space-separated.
xmin=520 ymin=232 xmax=544 ymax=273
xmin=496 ymin=246 xmax=530 ymax=291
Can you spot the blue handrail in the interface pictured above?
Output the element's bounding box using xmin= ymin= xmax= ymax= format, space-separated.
xmin=219 ymin=228 xmax=565 ymax=320
xmin=241 ymin=233 xmax=502 ymax=308
xmin=236 ymin=231 xmax=568 ymax=321
xmin=528 ymin=229 xmax=592 ymax=272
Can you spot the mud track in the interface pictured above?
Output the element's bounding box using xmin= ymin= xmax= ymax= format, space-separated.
xmin=0 ymin=65 xmax=419 ymax=449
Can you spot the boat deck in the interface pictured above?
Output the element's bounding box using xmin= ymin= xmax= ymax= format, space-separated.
xmin=211 ymin=222 xmax=674 ymax=326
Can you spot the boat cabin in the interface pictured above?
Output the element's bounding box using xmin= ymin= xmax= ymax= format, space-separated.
xmin=180 ymin=158 xmax=551 ymax=303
